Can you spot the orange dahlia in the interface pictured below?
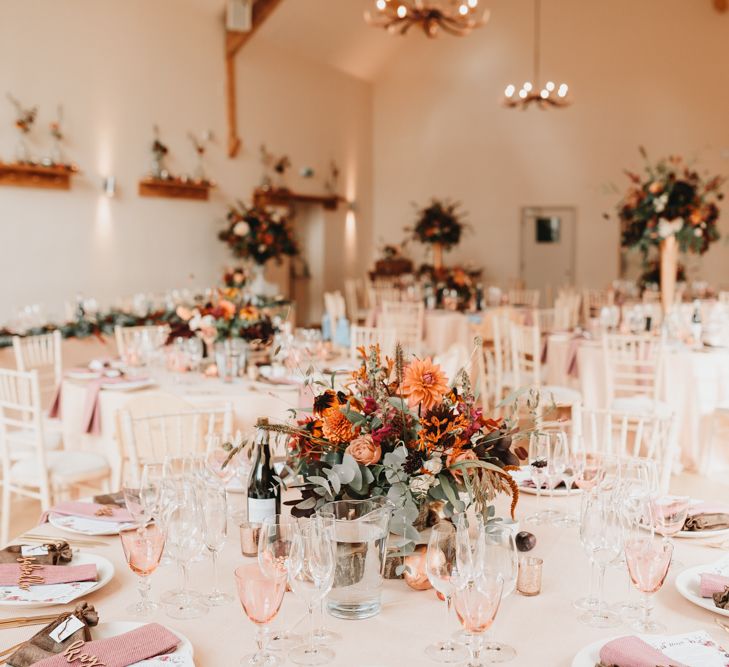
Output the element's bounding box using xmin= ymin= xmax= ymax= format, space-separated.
xmin=322 ymin=410 xmax=355 ymax=445
xmin=402 ymin=357 xmax=448 ymax=412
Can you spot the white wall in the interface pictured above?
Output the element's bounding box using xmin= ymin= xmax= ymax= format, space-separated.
xmin=0 ymin=0 xmax=373 ymax=323
xmin=372 ymin=0 xmax=729 ymax=290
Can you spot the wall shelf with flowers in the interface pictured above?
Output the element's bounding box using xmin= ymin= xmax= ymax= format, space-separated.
xmin=0 ymin=161 xmax=78 ymax=190
xmin=252 ymin=186 xmax=344 ymax=212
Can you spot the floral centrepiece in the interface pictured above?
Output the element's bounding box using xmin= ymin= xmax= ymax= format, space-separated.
xmin=410 ymin=198 xmax=467 ymax=250
xmin=274 ymin=345 xmax=526 ymax=552
xmin=612 ymin=148 xmax=724 ymax=255
xmin=219 ymin=202 xmax=298 ymax=266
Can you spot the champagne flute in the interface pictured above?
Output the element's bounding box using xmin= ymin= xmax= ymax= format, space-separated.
xmin=119 ymin=524 xmax=166 ymax=616
xmin=543 ymin=431 xmax=568 ymax=523
xmin=525 ymin=434 xmax=549 ymax=525
xmin=257 ymin=515 xmax=302 ymax=651
xmin=578 ymin=491 xmax=623 ymax=628
xmin=426 ymin=522 xmax=469 ymax=664
xmin=202 ymin=481 xmax=233 ymax=605
xmin=479 ymin=525 xmax=517 ymax=663
xmin=452 ymin=571 xmax=504 ymax=667
xmin=288 ymin=518 xmax=336 ymax=666
xmin=235 ymin=563 xmax=287 ymax=667
xmin=624 ymin=537 xmax=673 ymax=633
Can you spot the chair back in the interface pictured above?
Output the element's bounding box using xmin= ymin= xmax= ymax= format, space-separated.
xmin=323 ymin=291 xmax=347 ymax=329
xmin=582 ymin=288 xmax=615 ymax=324
xmin=119 ymin=403 xmax=233 ymax=481
xmin=574 ymin=406 xmax=677 ymax=493
xmin=381 ymin=300 xmax=424 ymax=357
xmin=350 ymin=326 xmax=397 ymax=359
xmin=509 ymin=322 xmax=543 ymax=389
xmin=601 ymin=334 xmax=665 ymax=403
xmin=508 ymin=289 xmax=540 ymax=309
xmin=344 ymin=279 xmax=366 ymax=324
xmin=12 ymin=331 xmax=62 ymax=408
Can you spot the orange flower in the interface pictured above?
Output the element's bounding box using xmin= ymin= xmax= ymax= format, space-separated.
xmin=322 ymin=410 xmax=355 ymax=444
xmin=345 ymin=434 xmax=381 ymax=465
xmin=446 ymin=449 xmax=477 ymax=482
xmin=219 ymin=299 xmax=236 ymax=319
xmin=402 ymin=357 xmax=448 ymax=412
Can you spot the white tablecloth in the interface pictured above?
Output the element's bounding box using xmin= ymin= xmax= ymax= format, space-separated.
xmin=423 ymin=310 xmax=475 ymax=356
xmin=6 ymin=491 xmax=729 ymax=666
xmin=546 ymin=336 xmax=729 ymax=473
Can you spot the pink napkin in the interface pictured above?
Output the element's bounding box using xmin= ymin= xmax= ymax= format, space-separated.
xmin=81 ymin=377 xmax=128 ymax=435
xmin=0 ymin=563 xmax=97 ymax=586
xmin=599 ymin=635 xmax=689 ymax=667
xmin=700 ymin=573 xmax=729 ymax=598
xmin=33 ymin=623 xmax=180 ymax=667
xmin=688 ymin=503 xmax=729 ymax=516
xmin=40 ymin=501 xmax=134 ymax=524
xmin=48 ymin=383 xmax=63 ymax=419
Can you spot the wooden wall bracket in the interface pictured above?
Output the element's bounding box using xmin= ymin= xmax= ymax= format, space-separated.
xmin=225 ymin=0 xmax=284 ymax=158
xmin=0 ymin=162 xmax=77 ymax=190
xmin=253 ymin=186 xmax=345 ymax=211
xmin=138 ymin=178 xmax=214 ymax=201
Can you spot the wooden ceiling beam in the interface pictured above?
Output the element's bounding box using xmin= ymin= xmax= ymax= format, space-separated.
xmin=225 ymin=0 xmax=284 ymax=157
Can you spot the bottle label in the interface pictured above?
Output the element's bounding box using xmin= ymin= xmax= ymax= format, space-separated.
xmin=247 ymin=497 xmax=277 ymax=524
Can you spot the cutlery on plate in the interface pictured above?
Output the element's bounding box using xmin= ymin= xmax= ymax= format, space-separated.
xmin=19 ymin=534 xmax=108 ymax=547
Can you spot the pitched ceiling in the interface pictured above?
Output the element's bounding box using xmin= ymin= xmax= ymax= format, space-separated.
xmin=185 ymin=0 xmax=405 ymax=81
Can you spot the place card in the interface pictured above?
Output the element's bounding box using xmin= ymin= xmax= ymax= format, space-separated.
xmin=20 ymin=545 xmax=49 ymax=557
xmin=644 ymin=631 xmax=729 ymax=666
xmin=49 ymin=614 xmax=85 ymax=643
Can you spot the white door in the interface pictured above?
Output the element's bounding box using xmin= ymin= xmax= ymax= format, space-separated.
xmin=520 ymin=206 xmax=576 ymax=305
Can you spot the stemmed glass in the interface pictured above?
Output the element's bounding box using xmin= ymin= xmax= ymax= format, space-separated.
xmin=452 ymin=571 xmax=504 ymax=667
xmin=201 ymin=481 xmax=233 ymax=605
xmin=543 ymin=432 xmax=568 ymax=523
xmin=525 ymin=434 xmax=549 ymax=525
xmin=122 ymin=464 xmax=161 ymax=528
xmin=119 ymin=524 xmax=166 ymax=616
xmin=205 ymin=434 xmax=239 ymax=485
xmin=258 ymin=515 xmax=302 ymax=651
xmin=164 ymin=484 xmax=208 ymax=619
xmin=426 ymin=522 xmax=469 ymax=664
xmin=624 ymin=537 xmax=674 ymax=633
xmin=650 ymin=495 xmax=689 ymax=570
xmin=288 ymin=518 xmax=336 ymax=666
xmin=235 ymin=563 xmax=288 ymax=667
xmin=579 ymin=490 xmax=624 ymax=628
xmin=479 ymin=525 xmax=517 ymax=663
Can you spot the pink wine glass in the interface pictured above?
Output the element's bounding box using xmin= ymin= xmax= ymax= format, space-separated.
xmin=650 ymin=495 xmax=689 ymax=569
xmin=235 ymin=563 xmax=287 ymax=667
xmin=120 ymin=524 xmax=166 ymax=616
xmin=453 ymin=572 xmax=504 ymax=667
xmin=624 ymin=538 xmax=673 ymax=634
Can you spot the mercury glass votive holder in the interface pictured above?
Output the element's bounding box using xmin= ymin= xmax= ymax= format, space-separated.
xmin=517 ymin=556 xmax=543 ymax=596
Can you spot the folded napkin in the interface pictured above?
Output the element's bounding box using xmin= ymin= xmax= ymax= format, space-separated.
xmin=92 ymin=492 xmax=126 ymax=508
xmin=598 ymin=635 xmax=690 ymax=667
xmin=0 ymin=542 xmax=72 ymax=565
xmin=7 ymin=602 xmax=98 ymax=667
xmin=81 ymin=377 xmax=129 ymax=434
xmin=683 ymin=504 xmax=729 ymax=531
xmin=40 ymin=501 xmax=133 ymax=524
xmin=0 ymin=563 xmax=97 ymax=587
xmin=699 ymin=572 xmax=729 ymax=598
xmin=31 ymin=623 xmax=180 ymax=667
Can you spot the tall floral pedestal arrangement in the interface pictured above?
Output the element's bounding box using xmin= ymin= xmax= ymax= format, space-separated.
xmin=611 ymin=148 xmax=724 ymax=311
xmin=408 ymin=199 xmax=467 ymax=271
xmin=218 ymin=201 xmax=298 ymax=299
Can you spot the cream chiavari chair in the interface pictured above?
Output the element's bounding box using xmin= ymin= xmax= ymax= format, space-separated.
xmin=573 ymin=406 xmax=678 ymax=493
xmin=719 ymin=291 xmax=729 ymax=306
xmin=534 ymin=308 xmax=557 ymax=334
xmin=509 ymin=321 xmax=582 ymax=408
xmin=12 ymin=330 xmax=62 ymax=410
xmin=381 ymin=300 xmax=424 ymax=357
xmin=601 ymin=333 xmax=669 ymax=416
xmin=344 ymin=278 xmax=368 ymax=324
xmin=508 ymin=288 xmax=540 ymax=309
xmin=0 ymin=369 xmax=111 ymax=544
xmin=554 ymin=292 xmax=581 ymax=330
xmin=114 ymin=324 xmax=170 ymax=359
xmin=119 ymin=402 xmax=233 ymax=483
xmin=323 ymin=291 xmax=347 ymax=333
xmin=582 ymin=288 xmax=615 ymax=325
xmin=349 ymin=326 xmax=397 ymax=359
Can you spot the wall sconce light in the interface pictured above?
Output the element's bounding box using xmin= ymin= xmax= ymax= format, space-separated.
xmin=102 ymin=176 xmax=116 ymax=198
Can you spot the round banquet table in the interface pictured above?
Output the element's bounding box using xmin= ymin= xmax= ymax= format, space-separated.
xmin=545 ymin=336 xmax=729 ymax=474
xmin=423 ymin=310 xmax=476 ymax=356
xmin=7 ymin=492 xmax=729 ymax=666
xmin=58 ymin=371 xmax=305 ymax=487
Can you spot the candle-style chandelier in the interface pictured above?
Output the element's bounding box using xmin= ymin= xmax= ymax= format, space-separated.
xmin=503 ymin=0 xmax=571 ymax=109
xmin=364 ymin=0 xmax=489 ymax=38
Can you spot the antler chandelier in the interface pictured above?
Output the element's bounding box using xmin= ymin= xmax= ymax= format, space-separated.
xmin=364 ymin=0 xmax=489 ymax=38
xmin=503 ymin=0 xmax=570 ymax=109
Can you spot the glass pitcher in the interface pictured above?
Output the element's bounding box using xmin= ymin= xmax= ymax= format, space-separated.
xmin=318 ymin=497 xmax=392 ymax=620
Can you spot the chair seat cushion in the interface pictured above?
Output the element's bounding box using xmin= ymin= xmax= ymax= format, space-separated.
xmin=610 ymin=396 xmax=673 ymax=418
xmin=10 ymin=451 xmax=109 ymax=488
xmin=6 ymin=425 xmax=62 ymax=460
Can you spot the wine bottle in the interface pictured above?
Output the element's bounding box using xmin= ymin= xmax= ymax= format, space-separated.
xmin=247 ymin=417 xmax=280 ymax=525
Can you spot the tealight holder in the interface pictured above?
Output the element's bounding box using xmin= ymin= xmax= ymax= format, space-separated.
xmin=517 ymin=556 xmax=543 ymax=596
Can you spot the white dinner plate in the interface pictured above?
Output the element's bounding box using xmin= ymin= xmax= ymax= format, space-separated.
xmin=92 ymin=621 xmax=194 ymax=665
xmin=67 ymin=370 xmax=103 ymax=380
xmin=49 ymin=512 xmax=135 ymax=536
xmin=0 ymin=552 xmax=114 ymax=609
xmin=572 ymin=631 xmax=729 ymax=667
xmin=675 ymin=562 xmax=729 ymax=618
xmin=509 ymin=467 xmax=580 ymax=496
xmin=675 ymin=525 xmax=729 ymax=539
xmin=101 ymin=379 xmax=155 ymax=391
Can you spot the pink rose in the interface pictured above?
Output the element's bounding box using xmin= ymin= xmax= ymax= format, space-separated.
xmin=345 ymin=434 xmax=381 ymax=466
